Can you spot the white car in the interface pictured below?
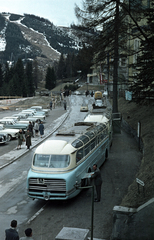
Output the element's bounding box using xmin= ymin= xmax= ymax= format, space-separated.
xmin=3 ymin=116 xmax=20 ymax=121
xmin=95 ymin=99 xmax=103 ymax=107
xmin=2 ymin=117 xmax=18 ymax=123
xmin=0 ymin=124 xmax=19 ymax=140
xmin=12 ymin=113 xmax=29 ymax=120
xmin=30 ymin=106 xmax=49 ymax=116
xmin=27 ymin=116 xmax=45 ymax=123
xmin=21 ymin=110 xmax=35 ymax=116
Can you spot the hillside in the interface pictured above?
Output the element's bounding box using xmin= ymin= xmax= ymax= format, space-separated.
xmin=0 ymin=13 xmax=85 ymax=75
xmin=118 ymin=98 xmax=154 ymax=207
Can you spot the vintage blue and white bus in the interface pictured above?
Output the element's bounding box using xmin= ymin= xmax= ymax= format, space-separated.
xmin=26 ymin=114 xmax=112 ymax=200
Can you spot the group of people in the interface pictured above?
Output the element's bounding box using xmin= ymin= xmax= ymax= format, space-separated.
xmin=5 ymin=220 xmax=34 ymax=240
xmin=17 ymin=120 xmax=44 ymax=150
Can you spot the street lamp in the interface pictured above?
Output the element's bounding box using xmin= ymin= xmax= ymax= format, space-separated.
xmin=74 ymin=181 xmax=94 ymax=240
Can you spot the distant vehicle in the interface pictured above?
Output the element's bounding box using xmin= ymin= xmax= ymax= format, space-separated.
xmin=20 ymin=111 xmax=34 ymax=117
xmin=30 ymin=106 xmax=49 ymax=116
xmin=94 ymin=91 xmax=103 ymax=100
xmin=0 ymin=124 xmax=18 ymax=140
xmin=80 ymin=103 xmax=88 ymax=112
xmin=12 ymin=113 xmax=29 ymax=120
xmin=2 ymin=117 xmax=18 ymax=123
xmin=103 ymin=90 xmax=108 ymax=96
xmin=0 ymin=133 xmax=9 ymax=144
xmin=74 ymin=91 xmax=81 ymax=95
xmin=3 ymin=116 xmax=20 ymax=121
xmin=95 ymin=99 xmax=103 ymax=107
xmin=0 ymin=119 xmax=28 ymax=133
xmin=21 ymin=110 xmax=35 ymax=115
xmin=27 ymin=116 xmax=45 ymax=123
xmin=34 ymin=111 xmax=46 ymax=118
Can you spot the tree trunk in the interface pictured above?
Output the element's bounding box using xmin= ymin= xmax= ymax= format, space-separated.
xmin=113 ymin=0 xmax=119 ymax=113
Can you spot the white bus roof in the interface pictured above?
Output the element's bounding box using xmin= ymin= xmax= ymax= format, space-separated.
xmin=35 ymin=140 xmax=76 ymax=155
xmin=84 ymin=114 xmax=109 ymax=124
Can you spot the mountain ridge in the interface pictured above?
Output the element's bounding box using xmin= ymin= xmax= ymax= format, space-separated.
xmin=0 ymin=12 xmax=83 ymax=76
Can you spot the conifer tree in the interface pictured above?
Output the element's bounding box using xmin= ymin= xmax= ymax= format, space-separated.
xmin=0 ymin=64 xmax=3 ymax=95
xmin=26 ymin=61 xmax=35 ymax=97
xmin=129 ymin=0 xmax=154 ymax=103
xmin=33 ymin=59 xmax=39 ymax=89
xmin=57 ymin=53 xmax=66 ymax=79
xmin=45 ymin=66 xmax=56 ymax=90
xmin=9 ymin=73 xmax=19 ymax=96
xmin=14 ymin=58 xmax=24 ymax=96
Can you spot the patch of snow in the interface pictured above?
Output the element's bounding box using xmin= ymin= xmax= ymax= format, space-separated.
xmin=0 ymin=20 xmax=8 ymax=51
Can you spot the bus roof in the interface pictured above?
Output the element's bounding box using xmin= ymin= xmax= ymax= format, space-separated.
xmin=35 ymin=139 xmax=76 ymax=155
xmin=84 ymin=114 xmax=109 ymax=124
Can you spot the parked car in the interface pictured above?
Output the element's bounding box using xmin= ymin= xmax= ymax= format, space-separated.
xmin=21 ymin=110 xmax=35 ymax=116
xmin=0 ymin=119 xmax=28 ymax=133
xmin=0 ymin=133 xmax=9 ymax=144
xmin=12 ymin=113 xmax=29 ymax=120
xmin=0 ymin=124 xmax=18 ymax=140
xmin=30 ymin=106 xmax=50 ymax=116
xmin=3 ymin=116 xmax=20 ymax=121
xmin=2 ymin=117 xmax=18 ymax=123
xmin=33 ymin=112 xmax=46 ymax=120
xmin=27 ymin=116 xmax=45 ymax=123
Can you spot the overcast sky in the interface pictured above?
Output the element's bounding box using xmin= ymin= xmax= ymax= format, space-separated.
xmin=1 ymin=0 xmax=83 ymax=27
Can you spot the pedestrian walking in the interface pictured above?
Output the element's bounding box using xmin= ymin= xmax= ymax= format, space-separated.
xmin=63 ymin=99 xmax=67 ymax=110
xmin=5 ymin=220 xmax=19 ymax=240
xmin=28 ymin=121 xmax=34 ymax=137
xmin=20 ymin=228 xmax=34 ymax=240
xmin=91 ymin=164 xmax=102 ymax=202
xmin=17 ymin=129 xmax=24 ymax=150
xmin=50 ymin=100 xmax=52 ymax=110
xmin=25 ymin=129 xmax=32 ymax=149
xmin=34 ymin=120 xmax=39 ymax=137
xmin=39 ymin=121 xmax=44 ymax=138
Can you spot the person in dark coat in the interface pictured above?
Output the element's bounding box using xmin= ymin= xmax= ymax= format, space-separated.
xmin=5 ymin=219 xmax=19 ymax=240
xmin=39 ymin=121 xmax=44 ymax=138
xmin=91 ymin=164 xmax=102 ymax=202
xmin=17 ymin=129 xmax=24 ymax=150
xmin=28 ymin=121 xmax=33 ymax=137
xmin=63 ymin=100 xmax=67 ymax=110
xmin=20 ymin=228 xmax=34 ymax=240
xmin=25 ymin=129 xmax=32 ymax=149
xmin=50 ymin=100 xmax=52 ymax=110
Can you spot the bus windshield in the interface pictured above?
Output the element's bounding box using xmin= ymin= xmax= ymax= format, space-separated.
xmin=33 ymin=154 xmax=70 ymax=168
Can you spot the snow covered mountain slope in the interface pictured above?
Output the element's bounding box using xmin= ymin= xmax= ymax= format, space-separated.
xmin=0 ymin=13 xmax=83 ymax=71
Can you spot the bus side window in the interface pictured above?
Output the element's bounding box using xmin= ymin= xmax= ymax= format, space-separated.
xmin=100 ymin=133 xmax=104 ymax=141
xmin=76 ymin=148 xmax=83 ymax=163
xmin=91 ymin=139 xmax=95 ymax=150
xmin=84 ymin=143 xmax=90 ymax=156
xmin=97 ymin=135 xmax=100 ymax=144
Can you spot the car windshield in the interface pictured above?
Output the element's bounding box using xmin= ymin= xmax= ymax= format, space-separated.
xmin=33 ymin=154 xmax=70 ymax=168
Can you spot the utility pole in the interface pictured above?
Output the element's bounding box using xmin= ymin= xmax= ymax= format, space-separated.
xmin=113 ymin=0 xmax=119 ymax=113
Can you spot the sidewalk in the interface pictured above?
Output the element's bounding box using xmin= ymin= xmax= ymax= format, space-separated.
xmin=0 ymin=108 xmax=70 ymax=169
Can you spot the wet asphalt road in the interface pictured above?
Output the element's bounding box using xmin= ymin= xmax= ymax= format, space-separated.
xmin=0 ymin=95 xmax=142 ymax=240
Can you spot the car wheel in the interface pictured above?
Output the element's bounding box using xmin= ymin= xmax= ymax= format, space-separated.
xmin=8 ymin=134 xmax=12 ymax=141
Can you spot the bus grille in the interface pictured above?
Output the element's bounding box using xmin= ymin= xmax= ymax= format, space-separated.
xmin=29 ymin=178 xmax=66 ymax=193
